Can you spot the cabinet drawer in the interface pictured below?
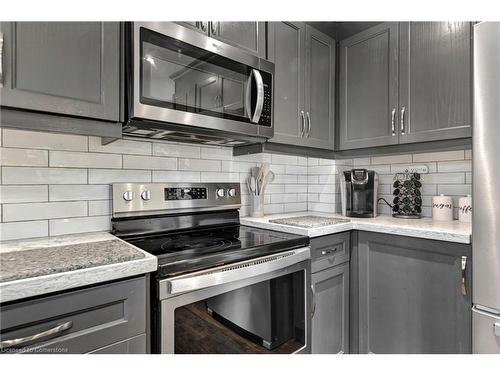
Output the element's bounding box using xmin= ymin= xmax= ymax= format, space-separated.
xmin=0 ymin=277 xmax=146 ymax=354
xmin=310 ymin=232 xmax=350 ymax=273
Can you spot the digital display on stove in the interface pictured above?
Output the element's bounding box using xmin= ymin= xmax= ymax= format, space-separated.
xmin=165 ymin=187 xmax=207 ymax=200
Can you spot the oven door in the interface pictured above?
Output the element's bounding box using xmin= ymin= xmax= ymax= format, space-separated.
xmin=129 ymin=22 xmax=274 ymax=140
xmin=157 ymin=247 xmax=311 ymax=354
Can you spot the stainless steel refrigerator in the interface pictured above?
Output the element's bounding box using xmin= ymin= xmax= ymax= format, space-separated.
xmin=472 ymin=21 xmax=500 ymax=353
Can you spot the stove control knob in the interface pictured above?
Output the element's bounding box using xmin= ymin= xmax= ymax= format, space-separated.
xmin=123 ymin=191 xmax=134 ymax=201
xmin=216 ymin=188 xmax=225 ymax=198
xmin=141 ymin=190 xmax=151 ymax=201
xmin=228 ymin=188 xmax=237 ymax=197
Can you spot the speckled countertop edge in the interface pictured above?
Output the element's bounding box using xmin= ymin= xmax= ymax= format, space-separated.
xmin=241 ymin=212 xmax=472 ymax=244
xmin=0 ymin=232 xmax=157 ymax=304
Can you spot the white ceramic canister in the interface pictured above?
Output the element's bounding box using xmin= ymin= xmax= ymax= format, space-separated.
xmin=250 ymin=194 xmax=265 ymax=218
xmin=458 ymin=194 xmax=472 ymax=223
xmin=432 ymin=194 xmax=453 ymax=221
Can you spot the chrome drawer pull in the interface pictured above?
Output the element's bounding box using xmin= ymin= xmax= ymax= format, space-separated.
xmin=0 ymin=321 xmax=73 ymax=349
xmin=494 ymin=323 xmax=500 ymax=337
xmin=321 ymin=248 xmax=337 ymax=256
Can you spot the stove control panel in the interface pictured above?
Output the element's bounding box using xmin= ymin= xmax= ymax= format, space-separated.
xmin=112 ymin=183 xmax=241 ymax=217
xmin=165 ymin=187 xmax=207 ymax=200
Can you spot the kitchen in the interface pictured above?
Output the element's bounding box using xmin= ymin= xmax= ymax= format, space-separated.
xmin=0 ymin=0 xmax=498 ymax=371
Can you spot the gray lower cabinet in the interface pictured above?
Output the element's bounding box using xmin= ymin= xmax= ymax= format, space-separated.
xmin=268 ymin=22 xmax=335 ymax=150
xmin=310 ymin=232 xmax=350 ymax=354
xmin=398 ymin=22 xmax=472 ymax=143
xmin=0 ymin=277 xmax=148 ymax=354
xmin=338 ymin=22 xmax=472 ymax=150
xmin=338 ymin=22 xmax=399 ymax=150
xmin=0 ymin=22 xmax=120 ymax=122
xmin=356 ymin=231 xmax=472 ymax=354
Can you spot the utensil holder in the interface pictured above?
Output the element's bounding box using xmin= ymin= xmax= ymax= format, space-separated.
xmin=250 ymin=194 xmax=264 ymax=217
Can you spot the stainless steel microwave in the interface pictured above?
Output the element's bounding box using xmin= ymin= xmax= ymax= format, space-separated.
xmin=124 ymin=22 xmax=274 ymax=146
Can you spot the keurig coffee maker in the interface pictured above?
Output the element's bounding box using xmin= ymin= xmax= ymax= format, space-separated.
xmin=341 ymin=169 xmax=378 ymax=218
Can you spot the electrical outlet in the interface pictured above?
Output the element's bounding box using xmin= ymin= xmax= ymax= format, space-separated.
xmin=393 ymin=165 xmax=429 ymax=174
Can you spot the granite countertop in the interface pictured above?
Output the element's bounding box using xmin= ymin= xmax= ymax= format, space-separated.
xmin=241 ymin=212 xmax=472 ymax=244
xmin=0 ymin=232 xmax=157 ymax=303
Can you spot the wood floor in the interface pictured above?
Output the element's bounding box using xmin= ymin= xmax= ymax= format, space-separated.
xmin=175 ymin=301 xmax=303 ymax=354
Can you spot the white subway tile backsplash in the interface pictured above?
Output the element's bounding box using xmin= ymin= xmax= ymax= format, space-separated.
xmin=371 ymin=154 xmax=412 ymax=165
xmin=0 ymin=127 xmax=472 ymax=239
xmin=413 ymin=150 xmax=465 ymax=162
xmin=123 ymin=155 xmax=176 ymax=170
xmin=50 ymin=151 xmax=122 ymax=169
xmin=153 ymin=142 xmax=200 ymax=158
xmin=49 ymin=216 xmax=111 ymax=236
xmin=0 ymin=148 xmax=48 ymax=166
xmin=89 ymin=136 xmax=151 ymax=155
xmin=2 ymin=129 xmax=88 ymax=151
xmin=3 ymin=201 xmax=87 ymax=222
xmin=152 ymin=170 xmax=201 ymax=183
xmin=437 ymin=160 xmax=472 ymax=173
xmin=2 ymin=167 xmax=87 ymax=185
xmin=1 ymin=220 xmax=48 ymax=241
xmin=49 ymin=185 xmax=110 ymax=201
xmin=88 ymin=200 xmax=112 ymax=216
xmin=88 ymin=169 xmax=151 ymax=184
xmin=201 ymin=147 xmax=233 ymax=160
xmin=465 ymin=149 xmax=472 ymax=160
xmin=0 ymin=185 xmax=48 ymax=203
xmin=179 ymin=158 xmax=220 ymax=172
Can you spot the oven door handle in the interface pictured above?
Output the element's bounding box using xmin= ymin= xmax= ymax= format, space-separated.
xmin=245 ymin=68 xmax=264 ymax=124
xmin=162 ymin=247 xmax=310 ymax=297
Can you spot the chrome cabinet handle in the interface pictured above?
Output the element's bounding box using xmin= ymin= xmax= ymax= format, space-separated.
xmin=400 ymin=106 xmax=406 ymax=135
xmin=391 ymin=108 xmax=396 ymax=136
xmin=0 ymin=32 xmax=4 ymax=88
xmin=199 ymin=22 xmax=208 ymax=33
xmin=299 ymin=110 xmax=305 ymax=137
xmin=321 ymin=248 xmax=337 ymax=256
xmin=210 ymin=21 xmax=218 ymax=35
xmin=460 ymin=256 xmax=467 ymax=296
xmin=0 ymin=321 xmax=73 ymax=349
xmin=311 ymin=284 xmax=316 ymax=318
xmin=305 ymin=111 xmax=311 ymax=138
xmin=494 ymin=323 xmax=500 ymax=337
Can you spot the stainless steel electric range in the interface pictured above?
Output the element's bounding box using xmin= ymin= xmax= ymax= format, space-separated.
xmin=111 ymin=182 xmax=311 ymax=354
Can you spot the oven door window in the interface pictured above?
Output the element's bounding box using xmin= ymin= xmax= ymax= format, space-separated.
xmin=139 ymin=27 xmax=271 ymax=126
xmin=173 ymin=271 xmax=305 ymax=354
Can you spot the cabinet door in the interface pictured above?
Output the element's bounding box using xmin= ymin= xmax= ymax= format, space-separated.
xmin=268 ymin=22 xmax=306 ymax=146
xmin=357 ymin=232 xmax=472 ymax=354
xmin=303 ymin=25 xmax=335 ymax=150
xmin=399 ymin=22 xmax=472 ymax=143
xmin=311 ymin=263 xmax=349 ymax=354
xmin=0 ymin=22 xmax=120 ymax=122
xmin=338 ymin=23 xmax=399 ymax=150
xmin=210 ymin=22 xmax=266 ymax=58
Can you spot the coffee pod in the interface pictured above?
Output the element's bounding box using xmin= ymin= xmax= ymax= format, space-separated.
xmin=432 ymin=194 xmax=453 ymax=221
xmin=458 ymin=195 xmax=472 ymax=223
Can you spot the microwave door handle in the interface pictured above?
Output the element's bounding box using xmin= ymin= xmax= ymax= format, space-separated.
xmin=251 ymin=69 xmax=264 ymax=123
xmin=245 ymin=73 xmax=254 ymax=121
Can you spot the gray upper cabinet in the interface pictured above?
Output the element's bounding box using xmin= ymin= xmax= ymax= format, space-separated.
xmin=398 ymin=22 xmax=472 ymax=143
xmin=268 ymin=22 xmax=306 ymax=146
xmin=356 ymin=232 xmax=472 ymax=354
xmin=338 ymin=21 xmax=472 ymax=151
xmin=0 ymin=22 xmax=120 ymax=122
xmin=210 ymin=22 xmax=266 ymax=59
xmin=303 ymin=25 xmax=335 ymax=149
xmin=338 ymin=23 xmax=399 ymax=150
xmin=269 ymin=22 xmax=335 ymax=150
xmin=311 ymin=263 xmax=349 ymax=354
xmin=175 ymin=22 xmax=266 ymax=58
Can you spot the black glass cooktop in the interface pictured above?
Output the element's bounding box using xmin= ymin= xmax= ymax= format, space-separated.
xmin=124 ymin=225 xmax=309 ymax=277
